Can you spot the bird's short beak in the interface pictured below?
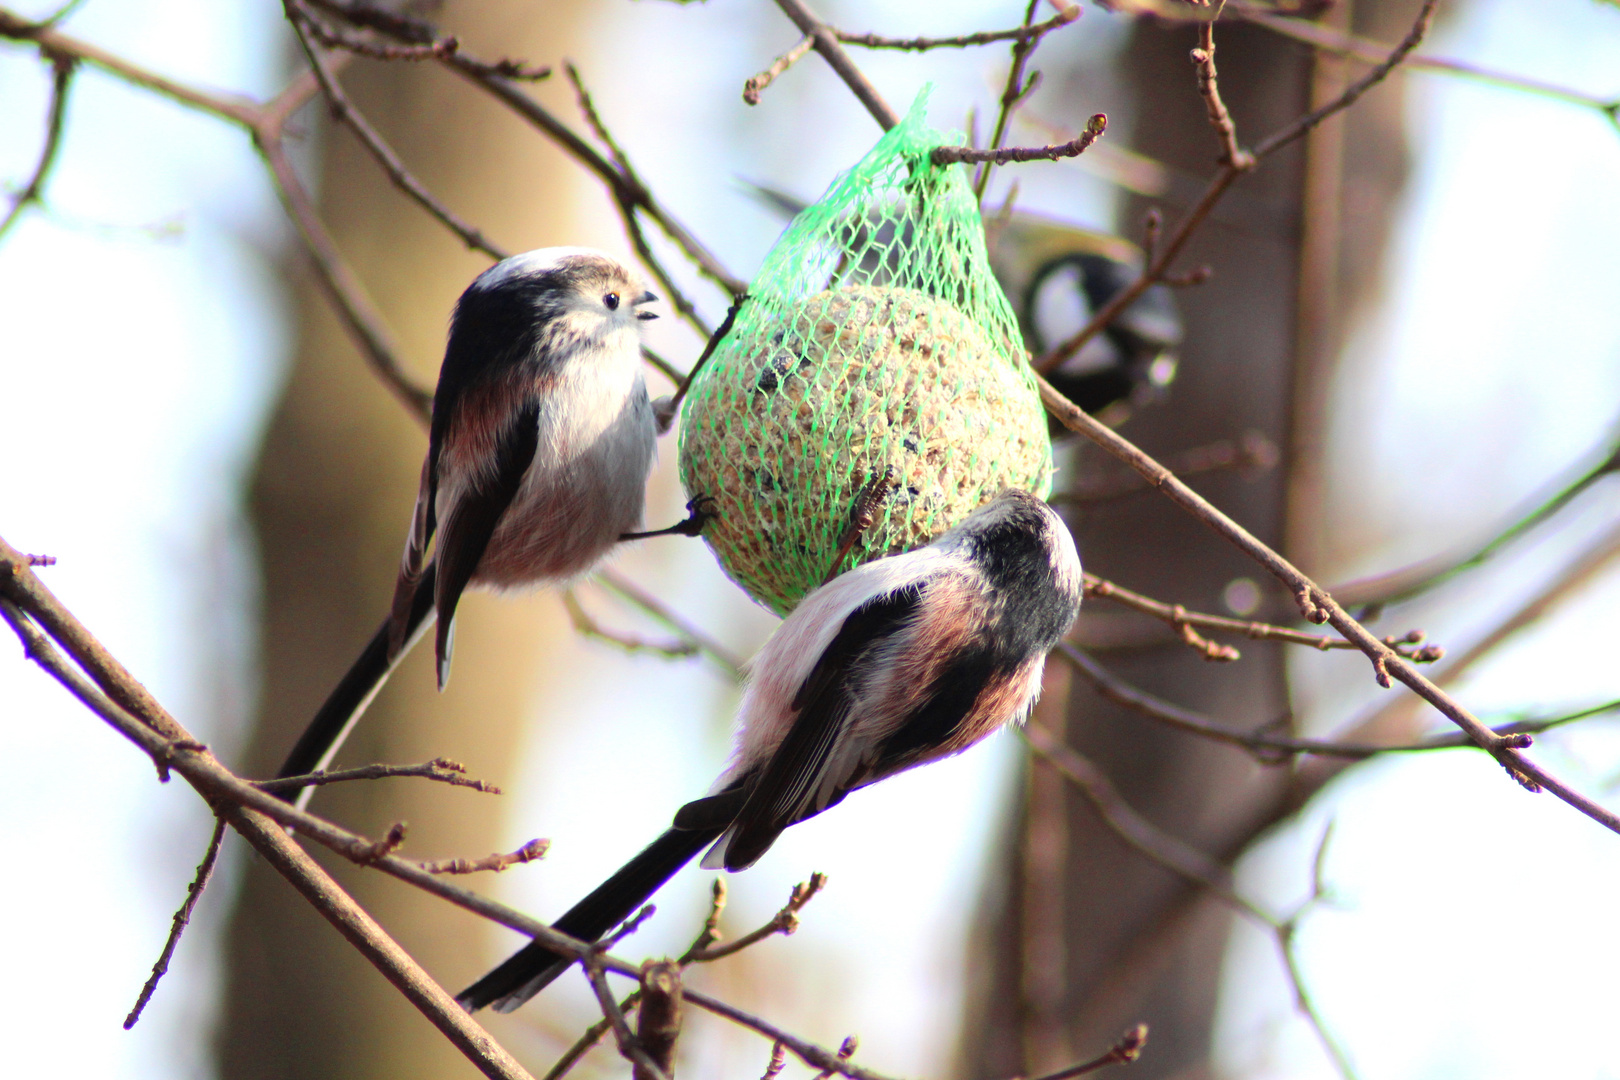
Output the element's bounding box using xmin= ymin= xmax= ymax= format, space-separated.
xmin=636 ymin=290 xmax=659 ymax=320
xmin=640 ymin=290 xmax=658 ymax=304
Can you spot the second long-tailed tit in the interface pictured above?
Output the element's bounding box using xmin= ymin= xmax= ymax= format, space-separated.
xmin=275 ymin=247 xmax=706 ymax=804
xmin=456 ymin=487 xmax=1083 ymax=1013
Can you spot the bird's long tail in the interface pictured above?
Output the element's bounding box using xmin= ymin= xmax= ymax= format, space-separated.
xmin=273 ymin=566 xmax=437 ymax=810
xmin=456 ymin=824 xmax=723 ymax=1014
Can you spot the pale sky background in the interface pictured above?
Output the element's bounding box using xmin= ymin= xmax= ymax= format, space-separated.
xmin=1 ymin=1 xmax=1618 ymax=1079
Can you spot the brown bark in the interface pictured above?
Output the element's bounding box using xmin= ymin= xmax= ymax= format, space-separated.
xmin=217 ymin=4 xmax=595 ymax=1077
xmin=961 ymin=11 xmax=1422 ymax=1077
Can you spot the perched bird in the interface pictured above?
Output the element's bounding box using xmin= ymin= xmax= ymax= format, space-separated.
xmin=744 ymin=183 xmax=1182 ymax=423
xmin=275 ymin=247 xmax=699 ymax=805
xmin=457 ymin=488 xmax=1083 ymax=1013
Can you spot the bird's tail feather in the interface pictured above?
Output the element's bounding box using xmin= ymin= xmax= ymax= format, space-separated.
xmin=456 ymin=825 xmax=721 ymax=1014
xmin=273 ymin=566 xmax=437 ymax=809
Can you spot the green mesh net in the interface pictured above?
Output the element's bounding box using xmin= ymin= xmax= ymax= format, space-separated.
xmin=678 ymin=89 xmax=1054 ymax=616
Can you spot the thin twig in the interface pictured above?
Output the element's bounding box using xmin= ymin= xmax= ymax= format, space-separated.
xmin=1021 ymin=723 xmax=1268 ymax=922
xmin=1022 ymin=1024 xmax=1149 ymax=1080
xmin=288 ymin=4 xmax=509 ymax=260
xmin=974 ymin=0 xmax=1043 ymax=201
xmin=0 ymin=48 xmax=74 ymax=242
xmin=123 ymin=816 xmax=227 ymax=1029
xmin=1036 ymin=0 xmax=1438 ymax=377
xmin=824 ymin=470 xmax=897 ymax=584
xmin=300 ymin=0 xmax=745 ymax=302
xmin=772 ymin=0 xmax=900 ymax=131
xmin=1025 ymin=722 xmax=1359 ymax=1077
xmin=417 ymin=838 xmax=549 ymax=875
xmin=1250 ymin=0 xmax=1440 ymax=159
xmin=0 ymin=570 xmax=533 ymax=1078
xmin=932 ymin=113 xmax=1106 ymax=166
xmin=0 ymin=13 xmax=439 ymax=423
xmin=1037 ymin=372 xmax=1620 ymax=831
xmin=564 ymin=62 xmax=712 ymax=339
xmin=302 ymin=0 xmax=548 ymax=78
xmin=583 ymin=950 xmax=671 ymax=1080
xmin=667 ymin=292 xmax=746 ymax=410
xmin=1054 ymin=431 xmax=1279 ymax=505
xmin=1225 ymin=2 xmax=1620 ymax=128
xmin=255 ymin=756 xmax=502 ymax=794
xmin=744 ymin=34 xmax=812 ymax=105
xmin=674 ymin=986 xmax=897 ymax=1080
xmin=592 ymin=570 xmax=746 ymax=679
xmin=836 ymin=7 xmax=1080 ymax=52
xmin=1190 ymin=1 xmax=1252 ymax=170
xmin=811 ymin=1035 xmax=859 ymax=1080
xmin=686 ymin=873 xmax=828 ymax=962
xmin=1058 ymin=643 xmax=1612 ymax=763
xmin=1081 ymin=575 xmax=1443 ymax=663
xmin=1330 ymin=430 xmax=1620 ymax=607
xmin=562 ymin=588 xmax=700 ymax=661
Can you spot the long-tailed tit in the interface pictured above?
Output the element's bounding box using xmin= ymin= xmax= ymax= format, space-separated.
xmin=456 ymin=488 xmax=1082 ymax=1013
xmin=275 ymin=247 xmax=704 ymax=803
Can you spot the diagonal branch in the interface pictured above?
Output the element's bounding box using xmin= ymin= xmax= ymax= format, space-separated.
xmin=0 ymin=47 xmax=74 ymax=243
xmin=1036 ymin=0 xmax=1439 ymax=377
xmin=771 ymin=0 xmax=900 ymax=131
xmin=123 ymin=815 xmax=226 ymax=1029
xmin=287 ymin=3 xmax=510 ymax=260
xmin=1038 ymin=382 xmax=1620 ymax=836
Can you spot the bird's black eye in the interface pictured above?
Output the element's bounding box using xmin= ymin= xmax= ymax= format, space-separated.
xmin=604 ymin=292 xmax=621 ymax=310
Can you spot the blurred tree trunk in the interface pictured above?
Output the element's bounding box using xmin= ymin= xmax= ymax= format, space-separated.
xmin=960 ymin=8 xmax=1422 ymax=1077
xmin=218 ymin=4 xmax=593 ymax=1076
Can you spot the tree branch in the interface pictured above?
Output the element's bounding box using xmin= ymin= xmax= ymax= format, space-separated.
xmin=771 ymin=0 xmax=900 ymax=131
xmin=0 ymin=46 xmax=74 ymax=243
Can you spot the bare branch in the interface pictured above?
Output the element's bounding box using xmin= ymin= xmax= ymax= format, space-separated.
xmin=583 ymin=949 xmax=670 ymax=1080
xmin=932 ymin=113 xmax=1106 ymax=166
xmin=1055 ymin=431 xmax=1280 ymax=505
xmin=1190 ymin=1 xmax=1253 ymax=170
xmin=974 ymin=0 xmax=1042 ymax=201
xmin=563 ymin=588 xmax=701 ymax=661
xmin=1250 ymin=0 xmax=1440 ymax=160
xmin=0 ymin=10 xmax=437 ymax=423
xmin=302 ymin=0 xmax=549 ymax=78
xmin=593 ymin=570 xmax=746 ymax=679
xmin=744 ymin=34 xmax=813 ymax=106
xmin=686 ymin=873 xmax=828 ymax=962
xmin=288 ymin=5 xmax=509 ymax=259
xmin=1034 ymin=379 xmax=1620 ymax=830
xmin=0 ymin=48 xmax=74 ymax=243
xmin=634 ymin=961 xmax=684 ymax=1080
xmin=836 ymin=6 xmax=1079 ymax=52
xmin=418 ymin=838 xmax=549 ymax=876
xmin=255 ymin=757 xmax=503 ymax=794
xmin=772 ymin=0 xmax=900 ymax=131
xmin=563 ymin=62 xmax=713 ymax=339
xmin=1059 ymin=643 xmax=1612 ymax=762
xmin=1022 ymin=1024 xmax=1150 ymax=1080
xmin=1229 ymin=2 xmax=1620 ymax=125
xmin=1036 ymin=0 xmax=1438 ymax=377
xmin=1081 ymin=574 xmax=1443 ymax=664
xmin=123 ymin=816 xmax=227 ymax=1029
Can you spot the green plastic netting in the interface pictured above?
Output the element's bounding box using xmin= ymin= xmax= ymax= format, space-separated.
xmin=678 ymin=89 xmax=1054 ymax=616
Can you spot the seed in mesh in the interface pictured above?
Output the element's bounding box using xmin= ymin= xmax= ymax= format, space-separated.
xmin=680 ymin=284 xmax=1052 ymax=615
